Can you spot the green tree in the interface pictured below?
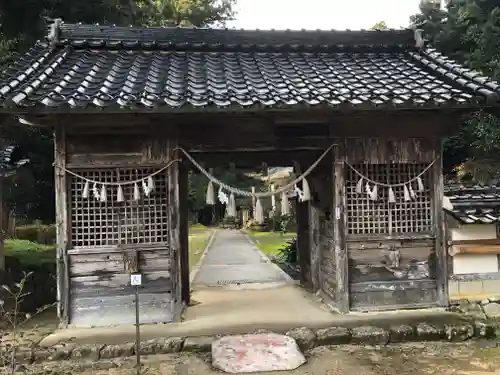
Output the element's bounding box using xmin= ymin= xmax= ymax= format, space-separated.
xmin=135 ymin=0 xmax=236 ymax=27
xmin=412 ymin=0 xmax=500 ymax=182
xmin=0 ymin=0 xmax=236 ymax=225
xmin=370 ymin=21 xmax=388 ymax=30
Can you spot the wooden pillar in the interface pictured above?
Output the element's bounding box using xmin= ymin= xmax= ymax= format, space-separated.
xmin=432 ymin=141 xmax=449 ymax=307
xmin=309 ymin=203 xmax=321 ymax=293
xmin=251 ymin=186 xmax=256 ymax=215
xmin=54 ymin=123 xmax=70 ymax=326
xmin=296 ymin=201 xmax=310 ymax=288
xmin=270 ymin=184 xmax=276 ymax=212
xmin=179 ymin=161 xmax=190 ymax=305
xmin=333 ymin=143 xmax=349 ymax=313
xmin=168 ymin=141 xmax=182 ymax=321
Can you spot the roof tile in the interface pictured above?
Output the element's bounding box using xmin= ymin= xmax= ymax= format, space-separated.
xmin=0 ymin=22 xmax=499 ymax=112
xmin=444 ymin=184 xmax=500 ymax=224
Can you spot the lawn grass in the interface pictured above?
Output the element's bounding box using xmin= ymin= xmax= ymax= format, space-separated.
xmin=5 ymin=239 xmax=55 ymax=266
xmin=4 ymin=225 xmax=213 ymax=271
xmin=188 ymin=224 xmax=213 ymax=270
xmin=247 ymin=231 xmax=296 ymax=257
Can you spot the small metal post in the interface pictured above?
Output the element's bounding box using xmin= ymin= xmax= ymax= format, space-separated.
xmin=135 ymin=284 xmax=140 ymax=375
xmin=130 ymin=273 xmax=142 ymax=374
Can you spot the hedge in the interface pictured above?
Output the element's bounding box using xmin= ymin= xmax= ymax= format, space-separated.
xmin=14 ymin=224 xmax=56 ymax=245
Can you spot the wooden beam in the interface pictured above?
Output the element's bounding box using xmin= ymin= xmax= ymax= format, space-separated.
xmin=54 ymin=122 xmax=70 ymax=327
xmin=449 ymin=239 xmax=500 ymax=246
xmin=333 ymin=142 xmax=349 ymax=313
xmin=449 ymin=245 xmax=500 ymax=256
xmin=432 ymin=142 xmax=449 ymax=308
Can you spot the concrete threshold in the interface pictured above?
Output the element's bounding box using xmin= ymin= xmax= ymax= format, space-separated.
xmin=39 ymin=285 xmax=462 ymax=347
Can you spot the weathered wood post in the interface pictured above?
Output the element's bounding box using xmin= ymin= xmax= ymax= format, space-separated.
xmin=333 ymin=142 xmax=349 ymax=313
xmin=168 ymin=140 xmax=182 ymax=321
xmin=54 ymin=123 xmax=70 ymax=326
xmin=432 ymin=140 xmax=448 ymax=307
xmin=296 ymin=200 xmax=310 ymax=287
xmin=309 ymin=203 xmax=321 ymax=293
xmin=179 ymin=160 xmax=190 ymax=305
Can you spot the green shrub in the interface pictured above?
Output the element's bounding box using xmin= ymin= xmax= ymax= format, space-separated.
xmin=268 ymin=213 xmax=295 ymax=233
xmin=277 ymin=237 xmax=297 ymax=263
xmin=14 ymin=224 xmax=56 ymax=245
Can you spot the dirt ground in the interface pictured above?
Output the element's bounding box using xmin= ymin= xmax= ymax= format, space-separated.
xmin=28 ymin=341 xmax=500 ymax=375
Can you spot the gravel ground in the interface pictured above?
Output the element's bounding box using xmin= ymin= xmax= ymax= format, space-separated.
xmin=25 ymin=340 xmax=500 ymax=375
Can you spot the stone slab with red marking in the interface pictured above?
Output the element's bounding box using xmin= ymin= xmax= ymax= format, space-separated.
xmin=211 ymin=333 xmax=306 ymax=373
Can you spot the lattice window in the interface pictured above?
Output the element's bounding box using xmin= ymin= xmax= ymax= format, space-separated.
xmin=346 ymin=163 xmax=433 ymax=235
xmin=70 ymin=168 xmax=169 ymax=248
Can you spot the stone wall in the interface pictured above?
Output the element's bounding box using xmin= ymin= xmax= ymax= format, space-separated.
xmin=450 ymin=296 xmax=500 ymax=320
xmin=449 ymin=279 xmax=500 ymax=300
xmin=0 ymin=256 xmax=57 ymax=313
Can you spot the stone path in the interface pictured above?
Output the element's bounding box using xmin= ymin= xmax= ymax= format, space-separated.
xmin=192 ymin=230 xmax=291 ymax=287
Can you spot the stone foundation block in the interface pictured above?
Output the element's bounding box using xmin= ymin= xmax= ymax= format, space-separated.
xmin=183 ymin=336 xmax=214 ymax=353
xmin=445 ymin=323 xmax=474 ymax=341
xmin=286 ymin=327 xmax=316 ymax=351
xmin=351 ymin=326 xmax=389 ymax=346
xmin=389 ymin=324 xmax=416 ymax=343
xmin=416 ymin=323 xmax=444 ymax=341
xmin=71 ymin=344 xmax=103 ymax=361
xmin=99 ymin=343 xmax=134 ymax=359
xmin=315 ymin=327 xmax=351 ymax=346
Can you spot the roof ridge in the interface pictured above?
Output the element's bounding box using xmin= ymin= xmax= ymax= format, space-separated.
xmin=45 ymin=19 xmax=418 ymax=49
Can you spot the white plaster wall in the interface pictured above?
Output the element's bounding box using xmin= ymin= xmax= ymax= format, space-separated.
xmin=453 ymin=254 xmax=499 ymax=274
xmin=450 ymin=224 xmax=499 ymax=275
xmin=450 ymin=224 xmax=497 ymax=241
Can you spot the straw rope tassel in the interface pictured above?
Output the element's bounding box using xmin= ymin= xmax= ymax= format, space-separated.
xmin=206 ymin=181 xmax=215 ymax=205
xmin=417 ymin=177 xmax=424 ymax=192
xmin=82 ymin=181 xmax=89 ymax=199
xmin=302 ymin=178 xmax=311 ymax=201
xmin=388 ymin=187 xmax=396 ymax=203
xmin=403 ymin=184 xmax=411 ymax=202
xmin=117 ymin=185 xmax=124 ymax=202
xmin=100 ymin=185 xmax=107 ymax=203
xmin=92 ymin=183 xmax=100 ymax=200
xmin=409 ymin=184 xmax=416 ymax=199
xmin=133 ymin=183 xmax=141 ymax=201
xmin=356 ymin=178 xmax=363 ymax=194
xmin=228 ymin=193 xmax=236 ymax=217
xmin=281 ymin=192 xmax=290 ymax=215
xmin=142 ymin=179 xmax=150 ymax=197
xmin=255 ymin=198 xmax=264 ymax=224
xmin=147 ymin=176 xmax=155 ymax=191
xmin=365 ymin=182 xmax=372 ymax=196
xmin=369 ymin=184 xmax=378 ymax=201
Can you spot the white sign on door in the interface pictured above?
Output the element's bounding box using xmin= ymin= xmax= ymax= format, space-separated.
xmin=130 ymin=273 xmax=142 ymax=286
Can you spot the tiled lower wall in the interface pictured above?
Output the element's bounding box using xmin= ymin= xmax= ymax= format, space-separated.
xmin=449 ymin=279 xmax=500 ymax=300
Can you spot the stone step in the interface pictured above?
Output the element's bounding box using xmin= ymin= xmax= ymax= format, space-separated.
xmin=20 ymin=319 xmax=497 ymax=368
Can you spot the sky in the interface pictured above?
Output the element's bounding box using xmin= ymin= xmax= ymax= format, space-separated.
xmin=227 ymin=0 xmax=422 ymax=30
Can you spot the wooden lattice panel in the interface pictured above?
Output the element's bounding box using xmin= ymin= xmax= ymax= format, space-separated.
xmin=346 ymin=163 xmax=433 ymax=235
xmin=70 ymin=168 xmax=169 ymax=248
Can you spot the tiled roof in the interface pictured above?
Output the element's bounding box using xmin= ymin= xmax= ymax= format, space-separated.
xmin=1 ymin=21 xmax=500 ymax=112
xmin=444 ymin=184 xmax=500 ymax=224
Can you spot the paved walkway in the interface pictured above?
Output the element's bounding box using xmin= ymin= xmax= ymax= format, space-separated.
xmin=192 ymin=229 xmax=291 ymax=287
